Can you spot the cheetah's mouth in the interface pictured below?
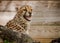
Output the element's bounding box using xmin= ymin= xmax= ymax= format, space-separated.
xmin=23 ymin=13 xmax=31 ymax=21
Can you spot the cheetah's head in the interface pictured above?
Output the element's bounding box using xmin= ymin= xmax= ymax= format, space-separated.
xmin=16 ymin=5 xmax=32 ymax=21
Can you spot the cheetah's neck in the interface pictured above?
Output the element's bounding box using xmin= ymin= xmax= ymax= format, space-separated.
xmin=13 ymin=14 xmax=30 ymax=34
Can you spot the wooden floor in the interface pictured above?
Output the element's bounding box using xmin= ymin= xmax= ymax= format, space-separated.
xmin=33 ymin=38 xmax=54 ymax=43
xmin=0 ymin=38 xmax=54 ymax=43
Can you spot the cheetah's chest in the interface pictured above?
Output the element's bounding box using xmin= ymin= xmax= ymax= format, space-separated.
xmin=5 ymin=20 xmax=27 ymax=33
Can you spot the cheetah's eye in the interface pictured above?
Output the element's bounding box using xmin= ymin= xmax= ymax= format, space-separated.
xmin=23 ymin=9 xmax=27 ymax=11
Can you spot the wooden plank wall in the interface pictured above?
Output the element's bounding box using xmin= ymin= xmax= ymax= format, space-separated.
xmin=0 ymin=1 xmax=60 ymax=43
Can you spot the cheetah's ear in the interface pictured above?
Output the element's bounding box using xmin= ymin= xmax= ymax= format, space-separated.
xmin=15 ymin=7 xmax=19 ymax=11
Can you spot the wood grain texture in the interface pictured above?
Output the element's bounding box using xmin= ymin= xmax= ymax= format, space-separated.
xmin=0 ymin=1 xmax=60 ymax=43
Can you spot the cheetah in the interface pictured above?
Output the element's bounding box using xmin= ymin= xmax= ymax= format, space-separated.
xmin=5 ymin=5 xmax=32 ymax=34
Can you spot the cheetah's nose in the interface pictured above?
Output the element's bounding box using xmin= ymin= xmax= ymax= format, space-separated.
xmin=26 ymin=12 xmax=30 ymax=17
